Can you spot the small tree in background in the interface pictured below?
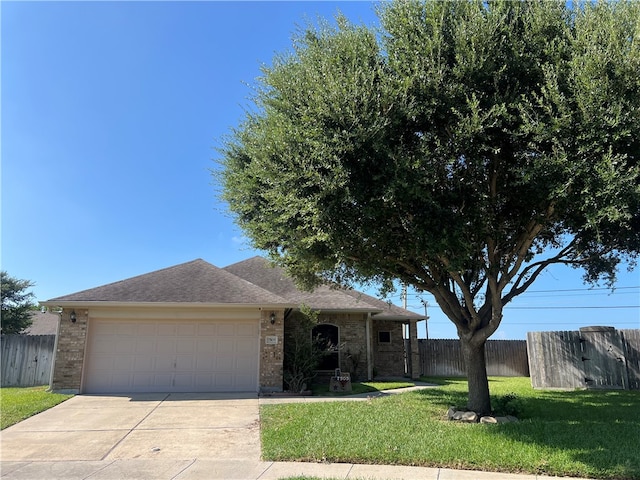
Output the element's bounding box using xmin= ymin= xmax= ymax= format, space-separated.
xmin=1 ymin=271 xmax=37 ymax=334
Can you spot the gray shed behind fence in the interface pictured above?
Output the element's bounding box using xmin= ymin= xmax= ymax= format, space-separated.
xmin=527 ymin=327 xmax=640 ymax=390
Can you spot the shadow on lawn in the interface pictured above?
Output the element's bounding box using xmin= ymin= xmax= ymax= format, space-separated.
xmin=414 ymin=387 xmax=640 ymax=479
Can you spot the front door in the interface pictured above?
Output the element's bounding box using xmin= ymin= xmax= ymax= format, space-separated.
xmin=313 ymin=324 xmax=339 ymax=371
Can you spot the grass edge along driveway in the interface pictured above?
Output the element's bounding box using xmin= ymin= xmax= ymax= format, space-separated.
xmin=1 ymin=386 xmax=73 ymax=429
xmin=261 ymin=377 xmax=640 ymax=480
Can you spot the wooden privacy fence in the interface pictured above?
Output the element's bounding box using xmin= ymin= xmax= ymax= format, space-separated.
xmin=417 ymin=339 xmax=530 ymax=377
xmin=1 ymin=335 xmax=56 ymax=387
xmin=527 ymin=328 xmax=640 ymax=390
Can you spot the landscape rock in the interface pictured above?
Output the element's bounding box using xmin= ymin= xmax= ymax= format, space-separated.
xmin=460 ymin=411 xmax=478 ymax=422
xmin=448 ymin=407 xmax=479 ymax=422
xmin=480 ymin=415 xmax=519 ymax=424
xmin=449 ymin=407 xmax=519 ymax=424
xmin=480 ymin=416 xmax=498 ymax=424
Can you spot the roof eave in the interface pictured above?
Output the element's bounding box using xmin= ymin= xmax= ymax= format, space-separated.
xmin=39 ymin=301 xmax=297 ymax=310
xmin=372 ymin=314 xmax=426 ymax=321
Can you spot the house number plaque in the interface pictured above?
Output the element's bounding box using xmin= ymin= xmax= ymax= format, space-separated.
xmin=330 ymin=370 xmax=352 ymax=392
xmin=265 ymin=336 xmax=278 ymax=345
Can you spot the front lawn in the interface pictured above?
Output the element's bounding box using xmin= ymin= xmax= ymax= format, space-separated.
xmin=0 ymin=386 xmax=73 ymax=429
xmin=261 ymin=377 xmax=640 ymax=480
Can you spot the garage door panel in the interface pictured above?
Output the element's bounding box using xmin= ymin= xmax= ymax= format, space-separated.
xmin=84 ymin=318 xmax=259 ymax=393
xmin=236 ymin=374 xmax=255 ymax=390
xmin=158 ymin=324 xmax=177 ymax=335
xmin=176 ymin=337 xmax=195 ymax=353
xmin=196 ymin=338 xmax=214 ymax=353
xmin=111 ymin=373 xmax=131 ymax=389
xmin=176 ymin=324 xmax=197 ymax=335
xmin=217 ymin=324 xmax=235 ymax=336
xmin=136 ymin=338 xmax=155 ymax=354
xmin=175 ymin=355 xmax=194 ymax=370
xmin=236 ymin=356 xmax=256 ymax=370
xmin=115 ymin=338 xmax=135 ymax=353
xmin=195 ymin=357 xmax=214 ymax=370
xmin=156 ymin=337 xmax=176 ymax=351
xmin=236 ymin=323 xmax=255 ymax=336
xmin=89 ymin=354 xmax=114 ymax=370
xmin=115 ymin=323 xmax=137 ymax=335
xmin=137 ymin=323 xmax=157 ymax=335
xmin=154 ymin=355 xmax=175 ymax=370
xmin=174 ymin=373 xmax=195 ymax=387
xmin=153 ymin=374 xmax=173 ymax=389
xmin=237 ymin=337 xmax=256 ymax=350
xmin=133 ymin=356 xmax=153 ymax=371
xmin=132 ymin=373 xmax=152 ymax=388
xmin=216 ymin=356 xmax=233 ymax=370
xmin=214 ymin=373 xmax=233 ymax=388
xmin=216 ymin=341 xmax=234 ymax=355
xmin=113 ymin=355 xmax=134 ymax=370
xmin=197 ymin=324 xmax=216 ymax=335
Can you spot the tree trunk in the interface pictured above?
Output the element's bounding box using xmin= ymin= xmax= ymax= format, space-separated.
xmin=460 ymin=336 xmax=491 ymax=415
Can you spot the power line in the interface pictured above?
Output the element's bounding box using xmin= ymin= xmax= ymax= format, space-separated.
xmin=385 ymin=285 xmax=639 ymax=299
xmin=522 ymin=291 xmax=638 ymax=298
xmin=505 ymin=305 xmax=639 ymax=309
xmin=427 ymin=320 xmax=639 ymax=325
xmin=523 ymin=286 xmax=639 ymax=294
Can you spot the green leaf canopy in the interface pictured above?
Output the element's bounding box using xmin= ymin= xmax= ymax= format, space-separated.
xmin=219 ymin=0 xmax=639 ymax=413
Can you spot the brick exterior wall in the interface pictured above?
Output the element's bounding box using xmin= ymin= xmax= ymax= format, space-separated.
xmin=50 ymin=308 xmax=88 ymax=393
xmin=283 ymin=311 xmax=409 ymax=384
xmin=372 ymin=320 xmax=406 ymax=377
xmin=259 ymin=309 xmax=285 ymax=393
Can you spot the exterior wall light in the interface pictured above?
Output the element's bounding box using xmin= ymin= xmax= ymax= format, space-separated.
xmin=270 ymin=313 xmax=276 ymax=325
xmin=70 ymin=310 xmax=77 ymax=323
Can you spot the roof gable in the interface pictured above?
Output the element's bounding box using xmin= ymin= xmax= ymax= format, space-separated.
xmin=47 ymin=259 xmax=289 ymax=305
xmin=224 ymin=257 xmax=424 ymax=320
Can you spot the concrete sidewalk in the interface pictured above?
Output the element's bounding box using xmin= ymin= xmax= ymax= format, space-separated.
xmin=0 ymin=459 xmax=594 ymax=479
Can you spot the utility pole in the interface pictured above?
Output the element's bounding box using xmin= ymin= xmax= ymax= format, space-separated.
xmin=401 ymin=284 xmax=408 ymax=340
xmin=420 ymin=298 xmax=430 ymax=339
xmin=401 ymin=284 xmax=407 ymax=309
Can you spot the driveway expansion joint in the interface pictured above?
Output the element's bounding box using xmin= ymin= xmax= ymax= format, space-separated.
xmin=99 ymin=393 xmax=171 ymax=461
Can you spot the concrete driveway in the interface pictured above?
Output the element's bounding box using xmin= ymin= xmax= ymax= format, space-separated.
xmin=1 ymin=393 xmax=262 ymax=478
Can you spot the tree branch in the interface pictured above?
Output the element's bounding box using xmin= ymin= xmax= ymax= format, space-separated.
xmin=501 ymin=239 xmax=585 ymax=304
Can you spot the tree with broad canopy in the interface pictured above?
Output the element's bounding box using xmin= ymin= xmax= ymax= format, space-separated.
xmin=218 ymin=0 xmax=640 ymax=415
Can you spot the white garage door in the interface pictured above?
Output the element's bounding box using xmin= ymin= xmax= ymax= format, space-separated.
xmin=83 ymin=319 xmax=259 ymax=393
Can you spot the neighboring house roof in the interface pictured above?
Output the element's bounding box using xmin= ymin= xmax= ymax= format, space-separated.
xmin=43 ymin=257 xmax=424 ymax=321
xmin=23 ymin=311 xmax=59 ymax=335
xmin=45 ymin=259 xmax=290 ymax=306
xmin=225 ymin=256 xmax=424 ymax=321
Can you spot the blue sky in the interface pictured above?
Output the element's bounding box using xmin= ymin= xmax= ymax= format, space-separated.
xmin=2 ymin=1 xmax=638 ymax=340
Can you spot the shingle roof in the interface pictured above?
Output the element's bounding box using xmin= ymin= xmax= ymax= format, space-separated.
xmin=224 ymin=256 xmax=424 ymax=320
xmin=223 ymin=256 xmax=377 ymax=311
xmin=47 ymin=259 xmax=289 ymax=305
xmin=23 ymin=311 xmax=59 ymax=335
xmin=44 ymin=257 xmax=425 ymax=320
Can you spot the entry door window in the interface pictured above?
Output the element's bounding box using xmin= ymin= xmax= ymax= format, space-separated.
xmin=313 ymin=324 xmax=339 ymax=370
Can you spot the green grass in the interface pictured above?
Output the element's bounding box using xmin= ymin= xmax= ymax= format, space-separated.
xmin=261 ymin=377 xmax=640 ymax=479
xmin=0 ymin=386 xmax=73 ymax=429
xmin=311 ymin=381 xmax=415 ymax=396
